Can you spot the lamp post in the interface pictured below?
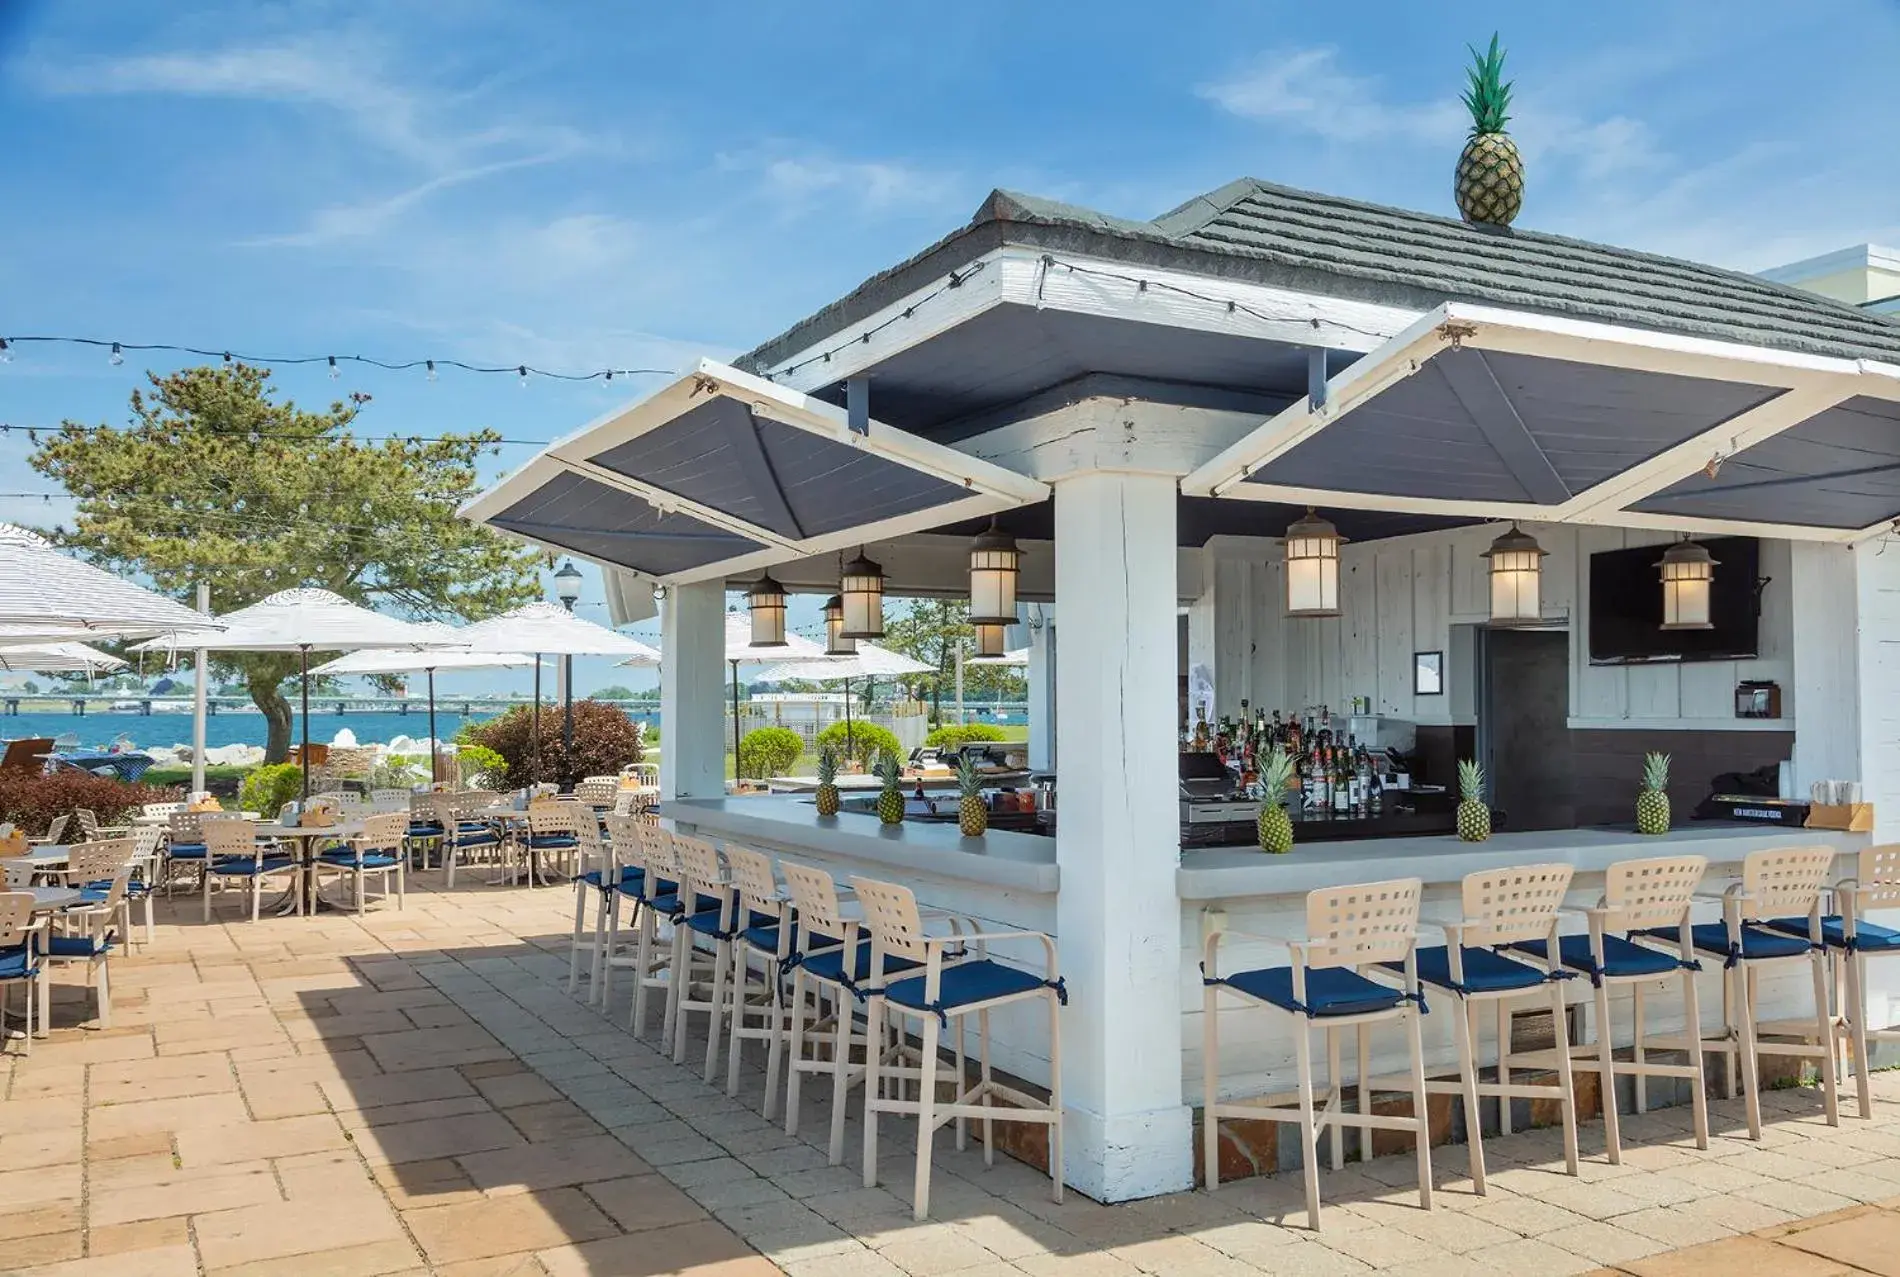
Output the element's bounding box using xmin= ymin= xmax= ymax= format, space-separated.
xmin=553 ymin=560 xmax=583 ymax=789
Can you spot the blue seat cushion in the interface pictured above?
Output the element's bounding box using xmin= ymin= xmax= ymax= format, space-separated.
xmin=1511 ymin=934 xmax=1684 ymax=980
xmin=208 ymin=856 xmax=295 ymax=877
xmin=45 ymin=934 xmax=111 ymax=958
xmin=167 ymin=842 xmax=207 ymax=859
xmin=883 ymin=960 xmax=1051 ymax=1015
xmin=1392 ymin=946 xmax=1553 ymax=994
xmin=407 ymin=822 xmax=444 ymax=837
xmin=453 ymin=830 xmax=498 ymax=847
xmin=1221 ymin=965 xmax=1407 ymax=1017
xmin=1765 ymin=915 xmax=1900 ymax=952
xmin=316 ymin=850 xmax=402 ymax=869
xmin=81 ymin=878 xmax=147 ymax=898
xmin=741 ymin=921 xmax=782 ymax=951
xmin=0 ymin=944 xmax=37 ymax=979
xmin=1640 ymin=922 xmax=1812 ymax=961
xmin=528 ymin=834 xmax=578 ymax=849
xmin=685 ymin=906 xmax=776 ymax=939
xmin=800 ymin=941 xmax=921 ymax=988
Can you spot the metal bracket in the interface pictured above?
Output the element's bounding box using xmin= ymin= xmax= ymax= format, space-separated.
xmin=1306 ymin=348 xmax=1331 ymax=412
xmin=846 ymin=377 xmax=870 ymax=437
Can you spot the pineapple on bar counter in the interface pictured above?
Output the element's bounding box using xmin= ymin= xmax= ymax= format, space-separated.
xmin=1457 ymin=759 xmax=1492 ymax=843
xmin=1637 ymin=751 xmax=1672 ymax=835
xmin=1454 ymin=33 xmax=1523 ymax=228
xmin=875 ymin=752 xmax=905 ymax=826
xmin=1255 ymin=746 xmax=1296 ymax=854
xmin=814 ymin=747 xmax=841 ymax=817
xmin=957 ymin=753 xmax=988 ymax=837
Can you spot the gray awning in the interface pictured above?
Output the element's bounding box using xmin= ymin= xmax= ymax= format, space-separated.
xmin=462 ymin=360 xmax=1048 ymax=585
xmin=1183 ymin=302 xmax=1900 ymax=542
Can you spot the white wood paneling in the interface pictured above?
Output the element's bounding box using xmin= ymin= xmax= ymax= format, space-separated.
xmin=1856 ymin=539 xmax=1900 ymax=841
xmin=1202 ymin=524 xmax=1795 ymax=730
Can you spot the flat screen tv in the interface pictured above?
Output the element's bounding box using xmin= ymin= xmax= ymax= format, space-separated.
xmin=1588 ymin=535 xmax=1760 ymax=665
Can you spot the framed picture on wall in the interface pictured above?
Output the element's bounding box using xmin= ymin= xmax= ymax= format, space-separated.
xmin=1414 ymin=651 xmax=1444 ymax=696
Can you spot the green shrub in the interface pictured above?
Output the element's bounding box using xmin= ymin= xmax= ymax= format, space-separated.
xmin=368 ymin=754 xmax=428 ymax=791
xmin=738 ymin=726 xmax=803 ymax=778
xmin=924 ymin=722 xmax=1008 ymax=749
xmin=239 ymin=763 xmax=305 ymax=816
xmin=457 ymin=745 xmax=507 ymax=790
xmin=0 ymin=772 xmax=181 ymax=837
xmin=814 ymin=721 xmax=902 ymax=770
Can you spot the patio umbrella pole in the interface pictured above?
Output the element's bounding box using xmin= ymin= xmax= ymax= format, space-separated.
xmin=427 ymin=667 xmax=437 ymax=786
xmin=731 ymin=660 xmax=741 ymax=782
xmin=532 ymin=655 xmax=542 ymax=787
xmin=843 ymin=675 xmax=853 ymax=763
xmin=299 ymin=643 xmax=310 ymax=800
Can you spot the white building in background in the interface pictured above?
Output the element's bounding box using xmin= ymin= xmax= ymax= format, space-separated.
xmin=1764 ymin=243 xmax=1900 ymax=314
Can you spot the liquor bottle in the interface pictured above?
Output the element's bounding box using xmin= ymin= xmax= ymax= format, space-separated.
xmin=1333 ymin=748 xmax=1351 ymax=815
xmin=1191 ymin=707 xmax=1210 ymax=752
xmin=1310 ymin=747 xmax=1330 ymax=812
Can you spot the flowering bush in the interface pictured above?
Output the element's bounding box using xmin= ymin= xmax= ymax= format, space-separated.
xmin=461 ymin=699 xmax=643 ymax=790
xmin=814 ymin=721 xmax=902 ymax=771
xmin=738 ymin=727 xmax=803 ymax=778
xmin=0 ymin=771 xmax=181 ymax=837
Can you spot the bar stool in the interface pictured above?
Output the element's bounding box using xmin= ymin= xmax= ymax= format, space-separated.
xmin=585 ymin=813 xmax=649 ymax=1007
xmin=854 ymin=874 xmax=1066 ymax=1221
xmin=1795 ymin=844 xmax=1900 ymax=1118
xmin=1202 ymin=877 xmax=1432 ymax=1231
xmin=668 ymin=833 xmax=734 ymax=1077
xmin=781 ymin=860 xmax=879 ymax=1165
xmin=721 ymin=844 xmax=794 ymax=1111
xmin=1653 ymin=846 xmax=1839 ymax=1140
xmin=567 ymin=811 xmax=617 ymax=998
xmin=1511 ymin=854 xmax=1711 ymax=1163
xmin=1388 ymin=864 xmax=1581 ymax=1194
xmin=626 ymin=822 xmax=686 ymax=1041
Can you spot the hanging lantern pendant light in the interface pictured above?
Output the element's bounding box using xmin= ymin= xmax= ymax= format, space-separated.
xmin=746 ymin=572 xmax=788 ymax=647
xmin=822 ymin=594 xmax=857 ymax=656
xmin=1482 ymin=522 xmax=1548 ymax=626
xmin=839 ymin=549 xmax=886 ymax=639
xmin=1284 ymin=508 xmax=1344 ymax=618
xmin=973 ymin=622 xmax=1008 ymax=658
xmin=1658 ymin=539 xmax=1718 ymax=630
xmin=967 ymin=518 xmax=1021 ymax=626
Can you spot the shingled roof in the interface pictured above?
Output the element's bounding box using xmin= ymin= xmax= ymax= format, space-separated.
xmin=739 ymin=178 xmax=1900 ymax=375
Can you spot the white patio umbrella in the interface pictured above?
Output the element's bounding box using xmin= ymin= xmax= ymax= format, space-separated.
xmin=311 ymin=623 xmax=540 ymax=784
xmin=710 ymin=613 xmax=834 ymax=779
xmin=454 ymin=602 xmax=661 ymax=786
xmin=133 ymin=588 xmax=449 ymax=798
xmin=753 ymin=639 xmax=928 ymax=766
xmin=0 ymin=524 xmax=218 ymax=639
xmin=968 ymin=647 xmax=1030 ymax=667
xmin=0 ymin=640 xmax=128 ymax=674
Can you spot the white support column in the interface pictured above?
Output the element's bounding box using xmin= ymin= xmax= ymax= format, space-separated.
xmin=660 ymin=581 xmax=727 ymax=800
xmin=1053 ymin=470 xmax=1193 ymax=1200
xmin=1791 ymin=541 xmax=1861 ymax=797
xmin=1855 ymin=540 xmax=1900 ymax=842
xmin=1026 ymin=605 xmax=1055 ymax=772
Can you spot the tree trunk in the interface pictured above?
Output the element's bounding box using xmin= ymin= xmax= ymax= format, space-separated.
xmin=251 ymin=673 xmax=294 ymax=764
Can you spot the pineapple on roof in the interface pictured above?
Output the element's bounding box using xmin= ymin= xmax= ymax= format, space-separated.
xmin=1455 ymin=34 xmax=1524 ymax=228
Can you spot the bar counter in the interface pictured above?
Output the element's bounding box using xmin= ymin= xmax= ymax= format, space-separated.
xmin=1179 ymin=822 xmax=1870 ymax=900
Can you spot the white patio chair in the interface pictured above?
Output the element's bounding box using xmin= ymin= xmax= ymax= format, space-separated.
xmin=314 ymin=810 xmax=407 ymax=913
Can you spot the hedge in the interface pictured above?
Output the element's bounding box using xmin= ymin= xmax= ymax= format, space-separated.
xmin=460 ymin=699 xmax=644 ymax=790
xmin=923 ymin=722 xmax=1008 ymax=749
xmin=814 ymin=721 xmax=902 ymax=770
xmin=0 ymin=771 xmax=181 ymax=838
xmin=738 ymin=726 xmax=803 ymax=778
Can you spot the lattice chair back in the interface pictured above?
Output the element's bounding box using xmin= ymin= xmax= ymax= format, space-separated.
xmin=1743 ymin=846 xmax=1836 ymax=919
xmin=781 ymin=861 xmax=848 ymax=943
xmin=44 ymin=813 xmax=70 ymax=844
xmin=358 ymin=812 xmax=408 ymax=854
xmin=69 ymin=839 xmax=133 ymax=883
xmin=604 ymin=814 xmax=644 ymax=865
xmin=642 ymin=823 xmax=683 ymax=882
xmin=673 ymin=834 xmax=723 ymax=900
xmin=528 ymin=805 xmax=585 ymax=841
xmin=724 ymin=844 xmax=779 ymax=917
xmin=0 ymin=892 xmax=35 ymax=950
xmin=86 ymin=863 xmax=134 ymax=917
xmin=1601 ymin=855 xmax=1707 ymax=931
xmin=1304 ymin=877 xmax=1425 ymax=970
xmin=1461 ymin=863 xmax=1575 ymax=947
xmin=314 ymin=791 xmax=370 ymax=817
xmin=142 ymin=802 xmax=185 ymax=819
xmin=1853 ymin=844 xmax=1900 ymax=911
xmin=368 ymin=789 xmax=412 ymax=813
xmin=74 ymin=808 xmax=101 ymax=839
xmin=130 ymin=824 xmax=164 ymax=863
xmin=168 ymin=810 xmax=204 ymax=844
xmin=410 ymin=792 xmax=438 ymax=823
xmin=203 ymin=818 xmax=259 ymax=859
xmin=851 ymin=876 xmax=931 ymax=964
xmin=577 ymin=777 xmax=618 ymax=808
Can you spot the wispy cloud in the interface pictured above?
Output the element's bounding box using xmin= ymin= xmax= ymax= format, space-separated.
xmin=1198 ymin=48 xmax=1466 ymax=145
xmin=717 ymin=148 xmax=963 ymax=214
xmin=25 ymin=34 xmax=605 ymax=246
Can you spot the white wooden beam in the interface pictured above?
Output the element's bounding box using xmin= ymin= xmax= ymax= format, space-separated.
xmin=1219 ymin=480 xmax=1549 ymax=524
xmin=1554 ymin=381 xmax=1854 ymax=522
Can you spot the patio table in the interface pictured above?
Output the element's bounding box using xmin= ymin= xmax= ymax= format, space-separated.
xmin=250 ymin=820 xmax=365 ymax=916
xmin=1 ymin=886 xmax=84 ymax=1040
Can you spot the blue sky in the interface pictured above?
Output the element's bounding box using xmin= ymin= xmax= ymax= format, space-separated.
xmin=4 ymin=0 xmax=1898 ymax=694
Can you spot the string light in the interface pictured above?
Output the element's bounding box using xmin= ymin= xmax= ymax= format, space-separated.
xmin=426 ymin=360 xmax=437 ymax=382
xmin=0 ymin=335 xmax=674 ymax=384
xmin=328 ymin=355 xmax=339 ymax=381
xmin=518 ymin=365 xmax=529 ymax=389
xmin=109 ymin=342 xmax=124 ymax=367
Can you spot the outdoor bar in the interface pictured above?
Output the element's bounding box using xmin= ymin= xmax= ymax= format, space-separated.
xmin=465 ymin=179 xmax=1900 ymax=1203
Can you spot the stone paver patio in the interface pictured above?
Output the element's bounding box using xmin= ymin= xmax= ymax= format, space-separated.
xmin=9 ymin=872 xmax=1900 ymax=1276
